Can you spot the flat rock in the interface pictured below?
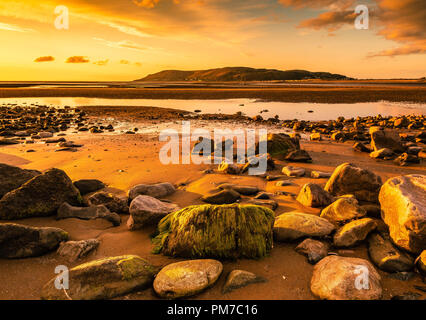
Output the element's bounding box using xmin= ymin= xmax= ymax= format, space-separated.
xmin=217 ymin=183 xmax=259 ymax=195
xmin=202 ymin=189 xmax=241 ymax=205
xmin=320 ymin=197 xmax=367 ymax=224
xmin=88 ymin=192 xmax=129 ymax=214
xmin=333 ymin=218 xmax=377 ymax=247
xmin=311 ymin=171 xmax=332 ymax=179
xmin=73 ymin=179 xmax=105 ymax=195
xmin=296 ymin=183 xmax=334 ymax=208
xmin=128 ymin=182 xmax=176 ymax=201
xmin=246 ymin=199 xmax=278 ymax=211
xmin=295 ymin=238 xmax=328 ymax=264
xmin=57 ymin=202 xmax=121 ymax=226
xmin=57 ymin=239 xmax=100 ymax=262
xmin=223 ymin=270 xmax=265 ymax=294
xmin=282 ymin=166 xmax=305 ymax=177
xmin=0 ymin=163 xmax=40 ymax=198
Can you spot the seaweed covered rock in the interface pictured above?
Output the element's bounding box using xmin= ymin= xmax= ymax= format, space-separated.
xmin=0 ymin=168 xmax=82 ymax=220
xmin=254 ymin=133 xmax=299 ymax=159
xmin=0 ymin=163 xmax=40 ymax=198
xmin=153 ymin=204 xmax=274 ymax=259
xmin=41 ymin=255 xmax=158 ymax=300
xmin=0 ymin=223 xmax=68 ymax=258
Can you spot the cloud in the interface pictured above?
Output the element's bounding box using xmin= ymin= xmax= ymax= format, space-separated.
xmin=120 ymin=60 xmax=130 ymax=64
xmin=93 ymin=59 xmax=109 ymax=66
xmin=93 ymin=37 xmax=147 ymax=51
xmin=0 ymin=22 xmax=33 ymax=32
xmin=120 ymin=59 xmax=143 ymax=67
xmin=66 ymin=56 xmax=90 ymax=63
xmin=34 ymin=56 xmax=55 ymax=62
xmin=133 ymin=0 xmax=160 ymax=8
xmin=298 ymin=10 xmax=357 ymax=32
xmin=279 ymin=0 xmax=355 ymax=10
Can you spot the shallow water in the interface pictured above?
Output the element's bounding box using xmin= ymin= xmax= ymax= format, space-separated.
xmin=1 ymin=97 xmax=425 ymax=121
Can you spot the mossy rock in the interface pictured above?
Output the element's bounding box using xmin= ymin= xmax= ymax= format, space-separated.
xmin=41 ymin=255 xmax=158 ymax=300
xmin=152 ymin=204 xmax=275 ymax=259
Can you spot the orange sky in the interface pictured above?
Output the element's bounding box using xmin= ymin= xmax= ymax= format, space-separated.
xmin=0 ymin=0 xmax=425 ymax=81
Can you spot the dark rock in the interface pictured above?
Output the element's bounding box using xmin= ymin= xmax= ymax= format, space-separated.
xmin=57 ymin=202 xmax=121 ymax=226
xmin=88 ymin=192 xmax=129 ymax=214
xmin=296 ymin=183 xmax=334 ymax=208
xmin=0 ymin=163 xmax=40 ymax=198
xmin=223 ymin=270 xmax=266 ymax=294
xmin=202 ymin=189 xmax=241 ymax=204
xmin=73 ymin=179 xmax=105 ymax=195
xmin=295 ymin=238 xmax=328 ymax=264
xmin=57 ymin=239 xmax=100 ymax=262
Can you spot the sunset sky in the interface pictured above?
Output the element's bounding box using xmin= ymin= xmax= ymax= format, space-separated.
xmin=0 ymin=0 xmax=425 ymax=81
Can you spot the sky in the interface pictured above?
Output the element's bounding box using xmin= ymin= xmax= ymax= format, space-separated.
xmin=0 ymin=0 xmax=425 ymax=81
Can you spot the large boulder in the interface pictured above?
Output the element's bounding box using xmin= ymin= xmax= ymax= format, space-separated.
xmin=153 ymin=259 xmax=222 ymax=299
xmin=57 ymin=203 xmax=121 ymax=226
xmin=333 ymin=218 xmax=377 ymax=247
xmin=0 ymin=164 xmax=40 ymax=198
xmin=320 ymin=197 xmax=366 ymax=224
xmin=128 ymin=182 xmax=175 ymax=201
xmin=254 ymin=133 xmax=299 ymax=159
xmin=0 ymin=168 xmax=82 ymax=220
xmin=324 ymin=163 xmax=383 ymax=203
xmin=127 ymin=195 xmax=179 ymax=230
xmin=73 ymin=179 xmax=105 ymax=195
xmin=0 ymin=223 xmax=68 ymax=258
xmin=370 ymin=129 xmax=405 ymax=153
xmin=273 ymin=212 xmax=335 ymax=242
xmin=153 ymin=204 xmax=274 ymax=259
xmin=379 ymin=174 xmax=426 ymax=254
xmin=296 ymin=183 xmax=334 ymax=208
xmin=311 ymin=256 xmax=382 ymax=300
xmin=41 ymin=255 xmax=158 ymax=300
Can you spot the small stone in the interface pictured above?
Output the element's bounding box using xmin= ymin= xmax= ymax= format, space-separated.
xmin=222 ymin=270 xmax=265 ymax=294
xmin=282 ymin=166 xmax=305 ymax=177
xmin=295 ymin=239 xmax=328 ymax=264
xmin=311 ymin=171 xmax=331 ymax=179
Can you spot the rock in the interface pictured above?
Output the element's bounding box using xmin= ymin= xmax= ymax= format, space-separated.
xmin=218 ymin=161 xmax=241 ymax=175
xmin=388 ymin=272 xmax=416 ymax=281
xmin=153 ymin=204 xmax=274 ymax=259
xmin=284 ymin=150 xmax=312 ymax=162
xmin=217 ymin=183 xmax=259 ymax=196
xmin=57 ymin=202 xmax=121 ymax=226
xmin=223 ymin=270 xmax=265 ymax=294
xmin=127 ymin=195 xmax=179 ymax=230
xmin=311 ymin=171 xmax=331 ymax=179
xmin=41 ymin=255 xmax=157 ymax=300
xmin=153 ymin=259 xmax=222 ymax=299
xmin=310 ymin=256 xmax=382 ymax=300
xmin=254 ymin=133 xmax=299 ymax=160
xmin=370 ymin=129 xmax=405 ymax=153
xmin=73 ymin=179 xmax=105 ymax=195
xmin=39 ymin=132 xmax=53 ymax=138
xmin=273 ymin=212 xmax=335 ymax=242
xmin=295 ymin=239 xmax=328 ymax=264
xmin=246 ymin=199 xmax=278 ymax=211
xmin=57 ymin=239 xmax=100 ymax=262
xmin=310 ymin=133 xmax=321 ymax=141
xmin=0 ymin=223 xmax=68 ymax=258
xmin=275 ymin=180 xmax=293 ymax=187
xmin=242 ymin=154 xmax=275 ymax=173
xmin=320 ymin=197 xmax=366 ymax=224
xmin=333 ymin=218 xmax=377 ymax=247
xmin=0 ymin=168 xmax=82 ymax=220
xmin=353 ymin=142 xmax=370 ymax=153
xmin=0 ymin=138 xmax=19 ymax=145
xmin=394 ymin=153 xmax=420 ymax=166
xmin=391 ymin=292 xmax=421 ymax=300
xmin=88 ymin=192 xmax=129 ymax=214
xmin=370 ymin=148 xmax=394 ymax=159
xmin=296 ymin=183 xmax=334 ymax=208
xmin=282 ymin=166 xmax=305 ymax=177
xmin=0 ymin=163 xmax=40 ymax=198
xmin=128 ymin=182 xmax=175 ymax=201
xmin=324 ymin=163 xmax=383 ymax=203
xmin=379 ymin=174 xmax=426 ymax=254
xmin=415 ymin=251 xmax=426 ymax=276
xmin=361 ymin=204 xmax=381 ymax=218
xmin=368 ymin=233 xmax=415 ymax=272
xmin=254 ymin=192 xmax=271 ymax=200
xmin=202 ymin=189 xmax=241 ymax=205
xmin=332 ymin=132 xmax=345 ymax=141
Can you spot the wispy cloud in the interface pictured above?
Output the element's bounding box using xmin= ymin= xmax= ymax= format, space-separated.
xmin=93 ymin=59 xmax=109 ymax=66
xmin=0 ymin=22 xmax=33 ymax=32
xmin=93 ymin=37 xmax=148 ymax=52
xmin=66 ymin=56 xmax=90 ymax=63
xmin=34 ymin=56 xmax=55 ymax=62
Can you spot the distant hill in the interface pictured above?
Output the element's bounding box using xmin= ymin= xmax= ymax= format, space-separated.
xmin=135 ymin=67 xmax=350 ymax=82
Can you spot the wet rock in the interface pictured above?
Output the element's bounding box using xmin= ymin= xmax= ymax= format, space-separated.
xmin=0 ymin=168 xmax=82 ymax=220
xmin=217 ymin=183 xmax=259 ymax=196
xmin=320 ymin=197 xmax=366 ymax=224
xmin=310 ymin=256 xmax=382 ymax=300
xmin=352 ymin=142 xmax=370 ymax=153
xmin=296 ymin=183 xmax=334 ymax=208
xmin=127 ymin=195 xmax=179 ymax=230
xmin=391 ymin=292 xmax=421 ymax=300
xmin=202 ymin=189 xmax=241 ymax=205
xmin=223 ymin=270 xmax=265 ymax=294
xmin=0 ymin=163 xmax=40 ymax=198
xmin=333 ymin=218 xmax=377 ymax=247
xmin=153 ymin=259 xmax=223 ymax=299
xmin=324 ymin=163 xmax=382 ymax=203
xmin=41 ymin=255 xmax=157 ymax=300
xmin=129 ymin=182 xmax=176 ymax=201
xmin=273 ymin=212 xmax=335 ymax=242
xmin=73 ymin=179 xmax=105 ymax=195
xmin=371 ymin=129 xmax=405 ymax=153
xmin=415 ymin=251 xmax=426 ymax=276
xmin=57 ymin=239 xmax=100 ymax=262
xmin=88 ymin=192 xmax=129 ymax=214
xmin=311 ymin=171 xmax=331 ymax=179
xmin=284 ymin=149 xmax=312 ymax=162
xmin=57 ymin=202 xmax=121 ymax=226
xmin=368 ymin=233 xmax=415 ymax=272
xmin=282 ymin=166 xmax=305 ymax=177
xmin=370 ymin=148 xmax=394 ymax=159
xmin=295 ymin=238 xmax=328 ymax=264
xmin=0 ymin=223 xmax=68 ymax=258
xmin=379 ymin=174 xmax=426 ymax=254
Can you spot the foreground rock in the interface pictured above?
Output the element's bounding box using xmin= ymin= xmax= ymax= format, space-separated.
xmin=88 ymin=192 xmax=129 ymax=214
xmin=127 ymin=195 xmax=179 ymax=230
xmin=223 ymin=270 xmax=265 ymax=294
xmin=320 ymin=197 xmax=367 ymax=224
xmin=0 ymin=164 xmax=40 ymax=198
xmin=57 ymin=239 xmax=100 ymax=262
xmin=41 ymin=255 xmax=157 ymax=300
xmin=57 ymin=203 xmax=121 ymax=226
xmin=379 ymin=174 xmax=426 ymax=254
xmin=324 ymin=163 xmax=382 ymax=203
xmin=311 ymin=256 xmax=382 ymax=300
xmin=73 ymin=179 xmax=105 ymax=195
xmin=153 ymin=204 xmax=274 ymax=259
xmin=368 ymin=233 xmax=415 ymax=272
xmin=333 ymin=218 xmax=377 ymax=247
xmin=202 ymin=189 xmax=241 ymax=205
xmin=0 ymin=168 xmax=82 ymax=220
xmin=128 ymin=182 xmax=176 ymax=201
xmin=153 ymin=259 xmax=223 ymax=299
xmin=296 ymin=183 xmax=333 ymax=208
xmin=273 ymin=212 xmax=335 ymax=241
xmin=295 ymin=239 xmax=328 ymax=264
xmin=0 ymin=223 xmax=68 ymax=258
xmin=370 ymin=129 xmax=405 ymax=153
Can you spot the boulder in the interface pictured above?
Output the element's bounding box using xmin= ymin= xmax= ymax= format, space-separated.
xmin=254 ymin=133 xmax=299 ymax=159
xmin=371 ymin=129 xmax=405 ymax=153
xmin=127 ymin=195 xmax=179 ymax=230
xmin=333 ymin=218 xmax=377 ymax=247
xmin=0 ymin=168 xmax=82 ymax=220
xmin=128 ymin=182 xmax=175 ymax=201
xmin=368 ymin=233 xmax=415 ymax=272
xmin=324 ymin=163 xmax=382 ymax=203
xmin=282 ymin=166 xmax=305 ymax=177
xmin=73 ymin=179 xmax=105 ymax=195
xmin=320 ymin=197 xmax=367 ymax=224
xmin=202 ymin=189 xmax=241 ymax=205
xmin=273 ymin=212 xmax=335 ymax=242
xmin=311 ymin=256 xmax=382 ymax=300
xmin=295 ymin=238 xmax=328 ymax=264
xmin=88 ymin=192 xmax=129 ymax=214
xmin=57 ymin=239 xmax=100 ymax=262
xmin=41 ymin=255 xmax=157 ymax=300
xmin=222 ymin=270 xmax=265 ymax=294
xmin=296 ymin=183 xmax=334 ymax=208
xmin=0 ymin=164 xmax=40 ymax=198
xmin=379 ymin=174 xmax=426 ymax=254
xmin=153 ymin=259 xmax=222 ymax=299
xmin=57 ymin=203 xmax=121 ymax=226
xmin=153 ymin=204 xmax=274 ymax=259
xmin=0 ymin=223 xmax=68 ymax=258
